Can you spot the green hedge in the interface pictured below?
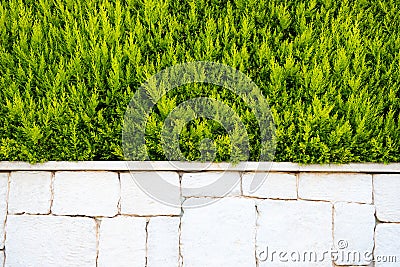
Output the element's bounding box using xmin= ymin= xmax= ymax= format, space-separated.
xmin=0 ymin=0 xmax=399 ymax=163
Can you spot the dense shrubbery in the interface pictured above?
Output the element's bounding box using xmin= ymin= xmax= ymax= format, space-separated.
xmin=0 ymin=0 xmax=399 ymax=163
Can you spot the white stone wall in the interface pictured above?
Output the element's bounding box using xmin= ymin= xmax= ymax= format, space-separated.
xmin=0 ymin=165 xmax=399 ymax=267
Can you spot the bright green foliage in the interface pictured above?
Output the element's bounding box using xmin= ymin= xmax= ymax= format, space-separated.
xmin=0 ymin=0 xmax=399 ymax=163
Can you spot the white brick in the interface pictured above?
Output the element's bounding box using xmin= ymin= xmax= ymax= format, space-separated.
xmin=0 ymin=173 xmax=8 ymax=249
xmin=333 ymin=202 xmax=375 ymax=265
xmin=147 ymin=217 xmax=180 ymax=267
xmin=52 ymin=171 xmax=119 ymax=217
xmin=374 ymin=174 xmax=400 ymax=222
xmin=181 ymin=172 xmax=241 ymax=197
xmin=242 ymin=172 xmax=297 ymax=199
xmin=120 ymin=172 xmax=180 ymax=216
xmin=256 ymin=200 xmax=332 ymax=267
xmin=181 ymin=197 xmax=256 ymax=267
xmin=299 ymin=173 xmax=372 ymax=203
xmin=98 ymin=216 xmax=146 ymax=267
xmin=5 ymin=215 xmax=96 ymax=266
xmin=8 ymin=171 xmax=52 ymax=214
xmin=374 ymin=224 xmax=400 ymax=267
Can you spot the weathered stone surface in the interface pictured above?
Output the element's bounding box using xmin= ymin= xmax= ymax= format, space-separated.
xmin=374 ymin=224 xmax=400 ymax=267
xmin=181 ymin=197 xmax=256 ymax=267
xmin=0 ymin=173 xmax=8 ymax=249
xmin=374 ymin=174 xmax=400 ymax=222
xmin=98 ymin=216 xmax=146 ymax=267
xmin=181 ymin=172 xmax=241 ymax=197
xmin=8 ymin=171 xmax=52 ymax=215
xmin=5 ymin=161 xmax=400 ymax=173
xmin=242 ymin=172 xmax=297 ymax=199
xmin=3 ymin=167 xmax=400 ymax=267
xmin=120 ymin=172 xmax=181 ymax=216
xmin=147 ymin=217 xmax=180 ymax=267
xmin=333 ymin=202 xmax=375 ymax=265
xmin=52 ymin=171 xmax=119 ymax=216
xmin=256 ymin=200 xmax=332 ymax=267
xmin=299 ymin=173 xmax=372 ymax=203
xmin=5 ymin=215 xmax=97 ymax=267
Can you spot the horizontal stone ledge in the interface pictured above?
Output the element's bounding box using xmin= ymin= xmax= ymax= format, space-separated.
xmin=0 ymin=161 xmax=400 ymax=173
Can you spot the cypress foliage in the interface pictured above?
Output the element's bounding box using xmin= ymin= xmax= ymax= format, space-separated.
xmin=0 ymin=0 xmax=399 ymax=163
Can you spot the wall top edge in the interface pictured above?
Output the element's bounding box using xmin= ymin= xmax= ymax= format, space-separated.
xmin=0 ymin=161 xmax=400 ymax=173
